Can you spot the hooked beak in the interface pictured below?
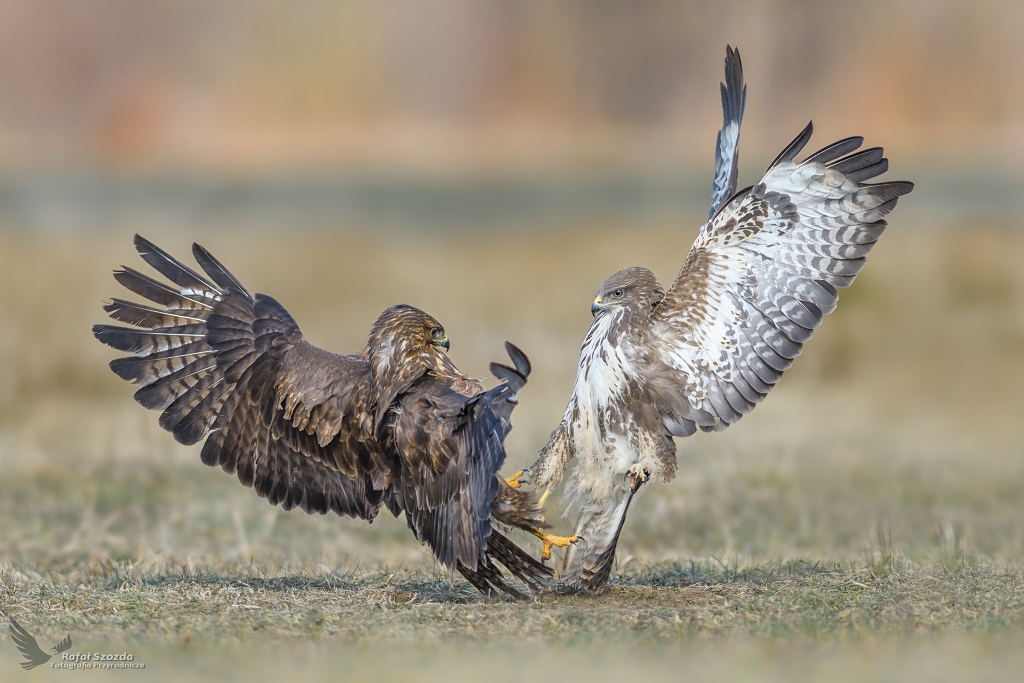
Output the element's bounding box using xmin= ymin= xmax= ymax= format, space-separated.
xmin=591 ymin=296 xmax=608 ymax=317
xmin=436 ymin=334 xmax=450 ymax=351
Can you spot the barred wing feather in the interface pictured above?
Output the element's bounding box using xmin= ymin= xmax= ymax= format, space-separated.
xmin=644 ymin=122 xmax=913 ymax=435
xmin=94 ymin=235 xmax=385 ymax=520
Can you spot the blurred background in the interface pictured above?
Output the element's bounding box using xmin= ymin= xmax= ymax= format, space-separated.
xmin=2 ymin=0 xmax=1024 ymax=575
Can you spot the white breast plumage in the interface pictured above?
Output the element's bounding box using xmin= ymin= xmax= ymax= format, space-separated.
xmin=564 ymin=313 xmax=642 ymax=497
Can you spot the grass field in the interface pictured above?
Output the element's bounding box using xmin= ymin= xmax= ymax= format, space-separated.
xmin=2 ymin=215 xmax=1024 ymax=680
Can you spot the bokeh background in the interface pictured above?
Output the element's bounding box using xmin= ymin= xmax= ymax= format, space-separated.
xmin=1 ymin=1 xmax=1024 ymax=677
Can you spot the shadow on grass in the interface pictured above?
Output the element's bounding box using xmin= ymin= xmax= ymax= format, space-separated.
xmin=607 ymin=557 xmax=840 ymax=589
xmin=3 ymin=556 xmax=527 ymax=605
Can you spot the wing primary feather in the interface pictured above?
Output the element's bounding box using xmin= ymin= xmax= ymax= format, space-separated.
xmin=113 ymin=267 xmax=214 ymax=310
xmin=845 ymin=159 xmax=889 ymax=183
xmin=133 ymin=234 xmax=219 ymax=294
xmin=708 ymin=44 xmax=746 ymax=219
xmin=767 ymin=121 xmax=814 ymax=170
xmin=828 ymin=146 xmax=883 ymax=173
xmin=103 ymin=299 xmax=206 ymax=328
xmin=192 ymin=243 xmax=252 ymax=296
xmin=803 ymin=136 xmax=864 ymax=165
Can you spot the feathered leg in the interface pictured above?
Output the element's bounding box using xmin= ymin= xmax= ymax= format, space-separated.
xmin=522 ymin=422 xmax=573 ymax=508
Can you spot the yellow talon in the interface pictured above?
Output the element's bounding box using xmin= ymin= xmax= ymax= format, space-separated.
xmin=504 ymin=471 xmax=523 ymax=489
xmin=532 ymin=530 xmax=579 ymax=560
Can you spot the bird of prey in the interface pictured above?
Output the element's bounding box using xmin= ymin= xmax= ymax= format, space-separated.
xmin=94 ymin=235 xmax=564 ymax=598
xmin=510 ymin=45 xmax=914 ymax=591
xmin=8 ymin=617 xmax=71 ymax=670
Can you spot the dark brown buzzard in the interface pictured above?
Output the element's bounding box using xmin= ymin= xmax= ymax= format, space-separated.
xmin=94 ymin=235 xmax=554 ymax=598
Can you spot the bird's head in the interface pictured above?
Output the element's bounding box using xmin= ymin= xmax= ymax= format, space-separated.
xmin=365 ymin=304 xmax=452 ymax=435
xmin=591 ymin=267 xmax=664 ymax=320
xmin=366 ymin=304 xmax=449 ymax=358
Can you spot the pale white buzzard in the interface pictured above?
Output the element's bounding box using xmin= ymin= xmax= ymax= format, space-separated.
xmin=513 ymin=46 xmax=914 ymax=591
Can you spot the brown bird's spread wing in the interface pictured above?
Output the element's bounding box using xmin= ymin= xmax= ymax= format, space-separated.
xmin=95 ymin=235 xmax=386 ymax=520
xmin=642 ymin=123 xmax=913 ymax=436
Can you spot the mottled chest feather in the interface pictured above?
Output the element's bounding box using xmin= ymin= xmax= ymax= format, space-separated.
xmin=568 ymin=313 xmax=645 ymax=440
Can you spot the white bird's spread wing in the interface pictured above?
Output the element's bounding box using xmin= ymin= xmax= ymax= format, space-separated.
xmin=708 ymin=45 xmax=746 ymax=220
xmin=643 ymin=122 xmax=913 ymax=436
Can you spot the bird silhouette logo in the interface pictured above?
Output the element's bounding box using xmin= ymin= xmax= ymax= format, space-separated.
xmin=7 ymin=617 xmax=72 ymax=670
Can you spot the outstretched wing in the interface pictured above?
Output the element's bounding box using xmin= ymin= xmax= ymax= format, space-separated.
xmin=644 ymin=123 xmax=913 ymax=435
xmin=94 ymin=235 xmax=386 ymax=520
xmin=8 ymin=618 xmax=50 ymax=670
xmin=708 ymin=45 xmax=746 ymax=220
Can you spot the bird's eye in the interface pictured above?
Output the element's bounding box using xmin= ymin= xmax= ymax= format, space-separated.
xmin=613 ymin=289 xmax=623 ymax=298
xmin=430 ymin=327 xmax=441 ymax=339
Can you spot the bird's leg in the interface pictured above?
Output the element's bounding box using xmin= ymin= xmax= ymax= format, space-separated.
xmin=504 ymin=470 xmax=524 ymax=489
xmin=625 ymin=465 xmax=651 ymax=493
xmin=531 ymin=528 xmax=579 ymax=560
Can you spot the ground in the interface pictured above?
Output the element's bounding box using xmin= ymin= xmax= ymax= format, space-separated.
xmin=2 ymin=222 xmax=1023 ymax=681
xmin=4 ymin=557 xmax=1024 ymax=681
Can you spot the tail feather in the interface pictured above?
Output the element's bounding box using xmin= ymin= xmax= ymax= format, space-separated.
xmin=456 ymin=530 xmax=551 ymax=599
xmin=562 ymin=481 xmax=640 ymax=592
xmin=457 ymin=557 xmax=523 ymax=599
xmin=487 ymin=530 xmax=551 ymax=593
